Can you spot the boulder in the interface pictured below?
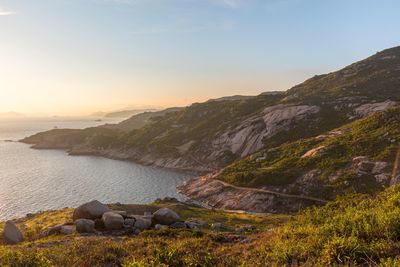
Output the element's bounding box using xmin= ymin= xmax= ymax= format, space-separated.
xmin=3 ymin=221 xmax=23 ymax=244
xmin=134 ymin=217 xmax=152 ymax=230
xmin=60 ymin=225 xmax=74 ymax=235
xmin=73 ymin=200 xmax=109 ymax=221
xmin=111 ymin=210 xmax=128 ymax=218
xmin=102 ymin=212 xmax=124 ymax=230
xmin=170 ymin=222 xmax=187 ymax=229
xmin=75 ymin=219 xmax=95 ymax=233
xmin=153 ymin=208 xmax=181 ymax=225
xmin=124 ymin=218 xmax=136 ymax=227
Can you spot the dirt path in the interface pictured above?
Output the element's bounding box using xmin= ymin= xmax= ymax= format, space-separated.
xmin=216 ymin=179 xmax=328 ymax=204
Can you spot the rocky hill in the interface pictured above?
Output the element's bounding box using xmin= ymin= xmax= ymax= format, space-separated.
xmin=179 ymin=107 xmax=400 ymax=212
xmin=20 ymin=46 xmax=400 ymax=214
xmin=22 ymin=47 xmax=400 ymax=174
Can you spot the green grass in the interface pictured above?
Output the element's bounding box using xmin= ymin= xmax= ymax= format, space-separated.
xmin=217 ymin=107 xmax=400 ymax=199
xmin=5 ymin=187 xmax=400 ymax=265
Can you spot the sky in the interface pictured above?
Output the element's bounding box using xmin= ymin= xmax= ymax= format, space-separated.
xmin=0 ymin=0 xmax=400 ymax=116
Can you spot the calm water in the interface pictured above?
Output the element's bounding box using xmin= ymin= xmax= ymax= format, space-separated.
xmin=0 ymin=118 xmax=193 ymax=221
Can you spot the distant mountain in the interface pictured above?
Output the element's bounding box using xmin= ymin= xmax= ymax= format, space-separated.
xmin=0 ymin=112 xmax=25 ymax=118
xmin=104 ymin=109 xmax=159 ymax=118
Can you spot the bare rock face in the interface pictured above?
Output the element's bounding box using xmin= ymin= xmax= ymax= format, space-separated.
xmin=153 ymin=208 xmax=181 ymax=225
xmin=75 ymin=219 xmax=95 ymax=233
xmin=73 ymin=200 xmax=109 ymax=221
xmin=3 ymin=221 xmax=24 ymax=245
xmin=102 ymin=212 xmax=124 ymax=230
xmin=178 ymin=176 xmax=324 ymax=213
xmin=354 ymin=100 xmax=397 ymax=118
xmin=212 ymin=104 xmax=320 ymax=158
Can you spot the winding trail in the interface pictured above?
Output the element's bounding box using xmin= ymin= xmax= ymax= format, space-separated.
xmin=215 ymin=179 xmax=328 ymax=204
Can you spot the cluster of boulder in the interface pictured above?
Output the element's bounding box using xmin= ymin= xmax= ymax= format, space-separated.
xmin=1 ymin=200 xmax=209 ymax=245
xmin=70 ymin=200 xmax=196 ymax=234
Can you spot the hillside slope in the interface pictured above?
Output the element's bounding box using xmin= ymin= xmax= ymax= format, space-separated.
xmin=180 ymin=107 xmax=400 ymax=212
xmin=22 ymin=46 xmax=400 ymax=172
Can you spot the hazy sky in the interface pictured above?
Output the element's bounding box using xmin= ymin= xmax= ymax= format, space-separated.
xmin=1 ymin=0 xmax=400 ymax=116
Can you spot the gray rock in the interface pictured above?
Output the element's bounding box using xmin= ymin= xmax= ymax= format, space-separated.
xmin=111 ymin=210 xmax=128 ymax=218
xmin=43 ymin=225 xmax=62 ymax=237
xmin=155 ymin=224 xmax=169 ymax=230
xmin=134 ymin=217 xmax=152 ymax=230
xmin=73 ymin=200 xmax=109 ymax=221
xmin=102 ymin=212 xmax=124 ymax=230
xmin=170 ymin=222 xmax=187 ymax=229
xmin=153 ymin=208 xmax=181 ymax=225
xmin=185 ymin=222 xmax=200 ymax=230
xmin=124 ymin=218 xmax=136 ymax=227
xmin=75 ymin=219 xmax=95 ymax=233
xmin=60 ymin=225 xmax=74 ymax=235
xmin=3 ymin=221 xmax=24 ymax=245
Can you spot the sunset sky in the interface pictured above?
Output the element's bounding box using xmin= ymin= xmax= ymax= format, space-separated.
xmin=1 ymin=0 xmax=400 ymax=116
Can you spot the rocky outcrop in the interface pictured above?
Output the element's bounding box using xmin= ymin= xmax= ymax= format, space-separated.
xmin=354 ymin=100 xmax=397 ymax=118
xmin=73 ymin=200 xmax=109 ymax=221
xmin=3 ymin=221 xmax=24 ymax=245
xmin=212 ymin=104 xmax=321 ymax=158
xmin=178 ymin=176 xmax=325 ymax=213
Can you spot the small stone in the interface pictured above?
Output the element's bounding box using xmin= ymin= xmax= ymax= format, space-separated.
xmin=211 ymin=223 xmax=222 ymax=230
xmin=60 ymin=225 xmax=74 ymax=235
xmin=75 ymin=219 xmax=95 ymax=233
xmin=170 ymin=222 xmax=187 ymax=229
xmin=124 ymin=218 xmax=136 ymax=227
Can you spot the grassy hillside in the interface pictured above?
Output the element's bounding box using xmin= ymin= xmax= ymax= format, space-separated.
xmin=22 ymin=46 xmax=400 ymax=172
xmin=3 ymin=187 xmax=400 ymax=266
xmin=217 ymin=107 xmax=400 ymax=199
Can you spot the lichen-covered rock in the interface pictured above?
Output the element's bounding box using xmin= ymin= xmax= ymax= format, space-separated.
xmin=3 ymin=221 xmax=23 ymax=245
xmin=102 ymin=212 xmax=124 ymax=230
xmin=73 ymin=200 xmax=109 ymax=221
xmin=153 ymin=208 xmax=181 ymax=225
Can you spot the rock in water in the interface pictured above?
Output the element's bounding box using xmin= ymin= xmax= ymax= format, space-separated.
xmin=153 ymin=208 xmax=181 ymax=225
xmin=3 ymin=221 xmax=23 ymax=245
xmin=73 ymin=200 xmax=109 ymax=221
xmin=102 ymin=212 xmax=124 ymax=230
xmin=75 ymin=219 xmax=95 ymax=233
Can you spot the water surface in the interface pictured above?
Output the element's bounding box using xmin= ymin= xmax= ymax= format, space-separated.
xmin=0 ymin=118 xmax=193 ymax=221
